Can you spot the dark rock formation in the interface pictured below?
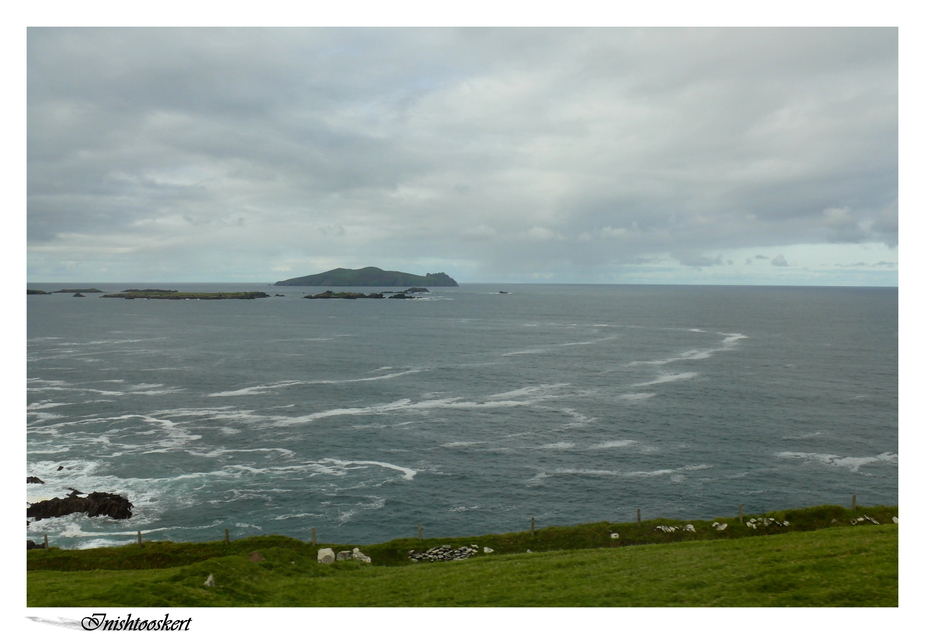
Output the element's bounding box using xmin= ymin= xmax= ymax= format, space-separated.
xmin=276 ymin=267 xmax=458 ymax=287
xmin=27 ymin=491 xmax=133 ymax=521
xmin=27 ymin=289 xmax=49 ymax=295
xmin=102 ymin=291 xmax=270 ymax=300
xmin=73 ymin=293 xmax=85 ymax=297
xmin=27 ymin=476 xmax=45 ymax=484
xmin=52 ymin=288 xmax=104 ymax=294
xmin=121 ymin=289 xmax=178 ymax=293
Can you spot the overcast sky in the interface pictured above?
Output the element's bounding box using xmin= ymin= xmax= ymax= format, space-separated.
xmin=27 ymin=27 xmax=898 ymax=285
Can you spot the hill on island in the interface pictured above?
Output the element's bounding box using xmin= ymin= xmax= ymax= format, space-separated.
xmin=275 ymin=267 xmax=458 ymax=287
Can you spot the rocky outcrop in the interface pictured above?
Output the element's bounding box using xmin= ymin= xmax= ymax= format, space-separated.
xmin=27 ymin=476 xmax=45 ymax=484
xmin=408 ymin=544 xmax=480 ymax=562
xmin=102 ymin=291 xmax=270 ymax=300
xmin=27 ymin=491 xmax=133 ymax=521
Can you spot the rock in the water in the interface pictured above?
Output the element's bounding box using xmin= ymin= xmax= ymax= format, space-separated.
xmin=27 ymin=491 xmax=133 ymax=521
xmin=204 ymin=574 xmax=216 ymax=587
xmin=317 ymin=548 xmax=335 ymax=564
xmin=27 ymin=476 xmax=44 ymax=484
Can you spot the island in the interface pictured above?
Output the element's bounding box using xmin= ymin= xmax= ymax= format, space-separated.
xmin=275 ymin=267 xmax=458 ymax=287
xmin=303 ymin=289 xmax=423 ymax=299
xmin=51 ymin=288 xmax=104 ymax=294
xmin=101 ymin=291 xmax=270 ymax=300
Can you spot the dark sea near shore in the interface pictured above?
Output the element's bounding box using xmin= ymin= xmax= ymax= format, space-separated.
xmin=26 ymin=284 xmax=897 ymax=549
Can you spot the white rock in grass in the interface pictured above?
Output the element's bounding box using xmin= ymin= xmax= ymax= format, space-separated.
xmin=893 ymin=517 xmax=899 ymax=523
xmin=716 ymin=523 xmax=727 ymax=531
xmin=204 ymin=574 xmax=216 ymax=587
xmin=483 ymin=546 xmax=494 ymax=553
xmin=317 ymin=548 xmax=335 ymax=564
xmin=352 ymin=547 xmax=371 ymax=563
xmin=684 ymin=524 xmax=695 ymax=532
xmin=610 ymin=532 xmax=619 ymax=539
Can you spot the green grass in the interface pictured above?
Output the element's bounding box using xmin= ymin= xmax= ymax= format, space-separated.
xmin=27 ymin=505 xmax=898 ymax=607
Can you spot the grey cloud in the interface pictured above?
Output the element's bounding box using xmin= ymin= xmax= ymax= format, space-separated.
xmin=27 ymin=27 xmax=898 ymax=283
xmin=772 ymin=255 xmax=789 ymax=267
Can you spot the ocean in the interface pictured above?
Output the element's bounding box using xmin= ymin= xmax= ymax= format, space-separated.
xmin=26 ymin=284 xmax=898 ymax=549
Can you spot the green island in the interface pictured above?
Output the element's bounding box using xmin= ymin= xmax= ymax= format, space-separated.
xmin=27 ymin=504 xmax=897 ymax=607
xmin=275 ymin=267 xmax=458 ymax=287
xmin=101 ymin=290 xmax=270 ymax=300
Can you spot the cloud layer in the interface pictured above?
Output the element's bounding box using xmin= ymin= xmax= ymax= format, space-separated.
xmin=27 ymin=28 xmax=898 ymax=284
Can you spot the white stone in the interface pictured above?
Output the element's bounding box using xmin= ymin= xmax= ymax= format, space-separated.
xmin=204 ymin=574 xmax=216 ymax=587
xmin=716 ymin=523 xmax=727 ymax=531
xmin=610 ymin=532 xmax=619 ymax=539
xmin=352 ymin=547 xmax=371 ymax=563
xmin=893 ymin=516 xmax=899 ymax=523
xmin=483 ymin=546 xmax=494 ymax=553
xmin=317 ymin=547 xmax=335 ymax=564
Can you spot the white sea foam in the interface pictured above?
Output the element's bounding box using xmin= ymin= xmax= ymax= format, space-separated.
xmin=590 ymin=440 xmax=638 ymax=449
xmin=538 ymin=442 xmax=576 ymax=450
xmin=502 ymin=348 xmax=549 ymax=356
xmin=272 ymin=385 xmax=568 ymax=427
xmin=618 ymin=392 xmax=656 ymax=401
xmin=632 ymin=372 xmax=698 ymax=387
xmin=488 ymin=384 xmax=569 ymax=400
xmin=777 ymin=451 xmax=897 ymax=472
xmin=208 ymin=380 xmax=302 ymax=397
xmin=528 ymin=464 xmax=709 ymax=483
xmin=628 ymin=330 xmax=748 ymax=367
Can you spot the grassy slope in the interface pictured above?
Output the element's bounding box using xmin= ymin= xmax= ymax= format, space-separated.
xmin=28 ymin=506 xmax=898 ymax=607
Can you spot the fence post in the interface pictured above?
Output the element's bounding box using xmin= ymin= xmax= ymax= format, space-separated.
xmin=852 ymin=494 xmax=857 ymax=511
xmin=637 ymin=509 xmax=641 ymax=528
xmin=311 ymin=527 xmax=317 ymax=546
xmin=418 ymin=524 xmax=423 ymax=541
xmin=137 ymin=531 xmax=142 ymax=547
xmin=43 ymin=534 xmax=48 ymax=549
xmin=531 ymin=517 xmax=535 ymax=537
xmin=224 ymin=528 xmax=229 ymax=544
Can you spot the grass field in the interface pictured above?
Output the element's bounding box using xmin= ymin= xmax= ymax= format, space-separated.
xmin=27 ymin=505 xmax=898 ymax=607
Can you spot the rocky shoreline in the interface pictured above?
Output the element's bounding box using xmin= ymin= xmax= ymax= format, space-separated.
xmin=27 ymin=474 xmax=134 ymax=549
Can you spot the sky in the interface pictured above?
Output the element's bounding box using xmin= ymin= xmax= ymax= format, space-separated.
xmin=26 ymin=25 xmax=899 ymax=285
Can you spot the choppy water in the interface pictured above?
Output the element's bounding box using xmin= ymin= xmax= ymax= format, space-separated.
xmin=26 ymin=284 xmax=897 ymax=548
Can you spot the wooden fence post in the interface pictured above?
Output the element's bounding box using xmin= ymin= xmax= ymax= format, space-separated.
xmin=224 ymin=528 xmax=229 ymax=544
xmin=531 ymin=517 xmax=535 ymax=537
xmin=311 ymin=527 xmax=316 ymax=546
xmin=637 ymin=509 xmax=641 ymax=528
xmin=137 ymin=531 xmax=142 ymax=547
xmin=852 ymin=495 xmax=857 ymax=511
xmin=43 ymin=534 xmax=48 ymax=549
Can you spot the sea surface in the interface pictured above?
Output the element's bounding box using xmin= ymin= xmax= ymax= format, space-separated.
xmin=26 ymin=284 xmax=898 ymax=549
